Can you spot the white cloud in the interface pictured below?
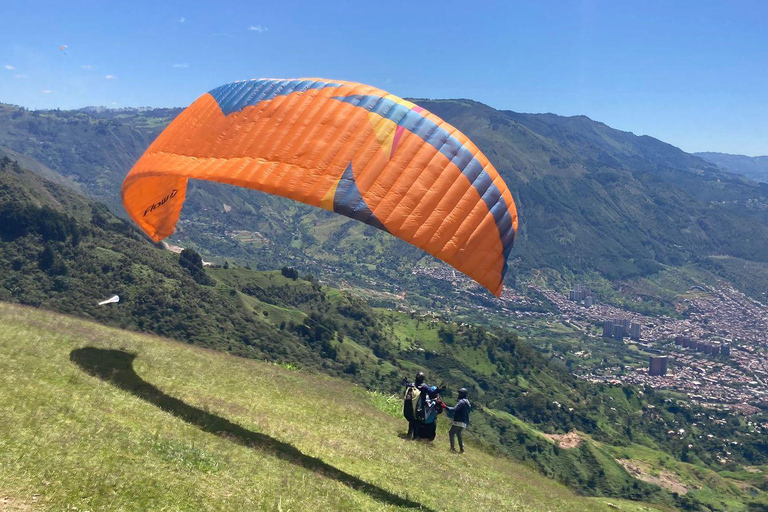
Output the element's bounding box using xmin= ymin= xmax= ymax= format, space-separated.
xmin=4 ymin=65 xmax=14 ymax=70
xmin=105 ymin=75 xmax=116 ymax=80
xmin=248 ymin=25 xmax=267 ymax=33
xmin=179 ymin=17 xmax=186 ymax=23
xmin=172 ymin=63 xmax=189 ymax=68
xmin=81 ymin=64 xmax=93 ymax=70
xmin=14 ymin=74 xmax=27 ymax=79
xmin=42 ymin=89 xmax=53 ymax=94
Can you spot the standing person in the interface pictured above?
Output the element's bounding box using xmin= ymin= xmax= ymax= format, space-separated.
xmin=403 ymin=372 xmax=429 ymax=439
xmin=445 ymin=388 xmax=471 ymax=453
xmin=418 ymin=385 xmax=444 ymax=442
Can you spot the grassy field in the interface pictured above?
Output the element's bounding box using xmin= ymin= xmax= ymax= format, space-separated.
xmin=0 ymin=302 xmax=668 ymax=512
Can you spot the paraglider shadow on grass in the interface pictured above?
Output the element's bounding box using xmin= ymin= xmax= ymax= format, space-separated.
xmin=70 ymin=348 xmax=433 ymax=511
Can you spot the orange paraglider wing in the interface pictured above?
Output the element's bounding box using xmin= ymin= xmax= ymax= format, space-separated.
xmin=122 ymin=78 xmax=518 ymax=296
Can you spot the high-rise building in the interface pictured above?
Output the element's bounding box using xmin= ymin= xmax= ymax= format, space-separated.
xmin=675 ymin=336 xmax=683 ymax=346
xmin=613 ymin=324 xmax=625 ymax=340
xmin=649 ymin=356 xmax=668 ymax=376
xmin=602 ymin=320 xmax=614 ymax=338
xmin=682 ymin=337 xmax=691 ymax=348
xmin=570 ymin=284 xmax=595 ymax=306
xmin=722 ymin=344 xmax=731 ymax=356
xmin=630 ymin=323 xmax=641 ymax=341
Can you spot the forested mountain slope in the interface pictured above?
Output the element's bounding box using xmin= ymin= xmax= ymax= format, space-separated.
xmin=4 ymin=101 xmax=768 ymax=300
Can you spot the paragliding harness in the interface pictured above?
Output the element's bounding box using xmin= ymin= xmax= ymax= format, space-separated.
xmin=419 ymin=393 xmax=437 ymax=423
xmin=403 ymin=384 xmax=421 ymax=422
xmin=404 ymin=382 xmax=444 ymax=424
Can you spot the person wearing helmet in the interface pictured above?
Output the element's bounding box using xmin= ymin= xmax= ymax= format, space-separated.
xmin=445 ymin=388 xmax=471 ymax=453
xmin=403 ymin=371 xmax=430 ymax=439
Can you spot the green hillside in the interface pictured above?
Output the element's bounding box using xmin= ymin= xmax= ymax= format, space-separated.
xmin=0 ymin=154 xmax=316 ymax=366
xmin=0 ymin=104 xmax=177 ymax=212
xmin=0 ymin=302 xmax=666 ymax=512
xmin=5 ymin=149 xmax=768 ymax=509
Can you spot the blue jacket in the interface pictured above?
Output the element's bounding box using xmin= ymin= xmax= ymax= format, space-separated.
xmin=423 ymin=394 xmax=438 ymax=424
xmin=446 ymin=398 xmax=471 ymax=425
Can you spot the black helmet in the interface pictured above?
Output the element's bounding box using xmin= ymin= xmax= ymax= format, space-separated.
xmin=415 ymin=371 xmax=425 ymax=385
xmin=458 ymin=388 xmax=468 ymax=399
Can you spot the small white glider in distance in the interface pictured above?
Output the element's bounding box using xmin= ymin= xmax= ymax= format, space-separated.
xmin=98 ymin=295 xmax=120 ymax=306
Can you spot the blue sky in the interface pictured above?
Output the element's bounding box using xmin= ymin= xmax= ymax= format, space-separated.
xmin=1 ymin=1 xmax=766 ymax=156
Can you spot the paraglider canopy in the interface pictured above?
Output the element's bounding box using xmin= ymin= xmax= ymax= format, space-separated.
xmin=122 ymin=78 xmax=518 ymax=296
xmin=98 ymin=295 xmax=119 ymax=306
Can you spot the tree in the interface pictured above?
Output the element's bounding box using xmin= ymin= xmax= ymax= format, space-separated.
xmin=179 ymin=248 xmax=214 ymax=285
xmin=39 ymin=244 xmax=55 ymax=271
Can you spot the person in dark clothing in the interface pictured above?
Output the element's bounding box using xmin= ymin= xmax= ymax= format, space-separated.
xmin=445 ymin=388 xmax=471 ymax=453
xmin=404 ymin=372 xmax=430 ymax=439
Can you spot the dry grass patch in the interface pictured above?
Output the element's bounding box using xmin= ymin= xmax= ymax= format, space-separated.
xmin=542 ymin=431 xmax=583 ymax=449
xmin=616 ymin=459 xmax=689 ymax=495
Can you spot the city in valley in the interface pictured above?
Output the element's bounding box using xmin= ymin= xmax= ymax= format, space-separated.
xmin=534 ymin=283 xmax=768 ymax=415
xmin=413 ymin=266 xmax=768 ymax=415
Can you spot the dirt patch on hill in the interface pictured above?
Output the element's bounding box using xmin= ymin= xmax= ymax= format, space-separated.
xmin=1 ymin=495 xmax=34 ymax=510
xmin=616 ymin=459 xmax=689 ymax=495
xmin=542 ymin=431 xmax=583 ymax=449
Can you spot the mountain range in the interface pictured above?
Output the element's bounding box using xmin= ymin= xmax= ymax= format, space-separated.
xmin=3 ymin=101 xmax=768 ymax=309
xmin=695 ymin=151 xmax=768 ymax=183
